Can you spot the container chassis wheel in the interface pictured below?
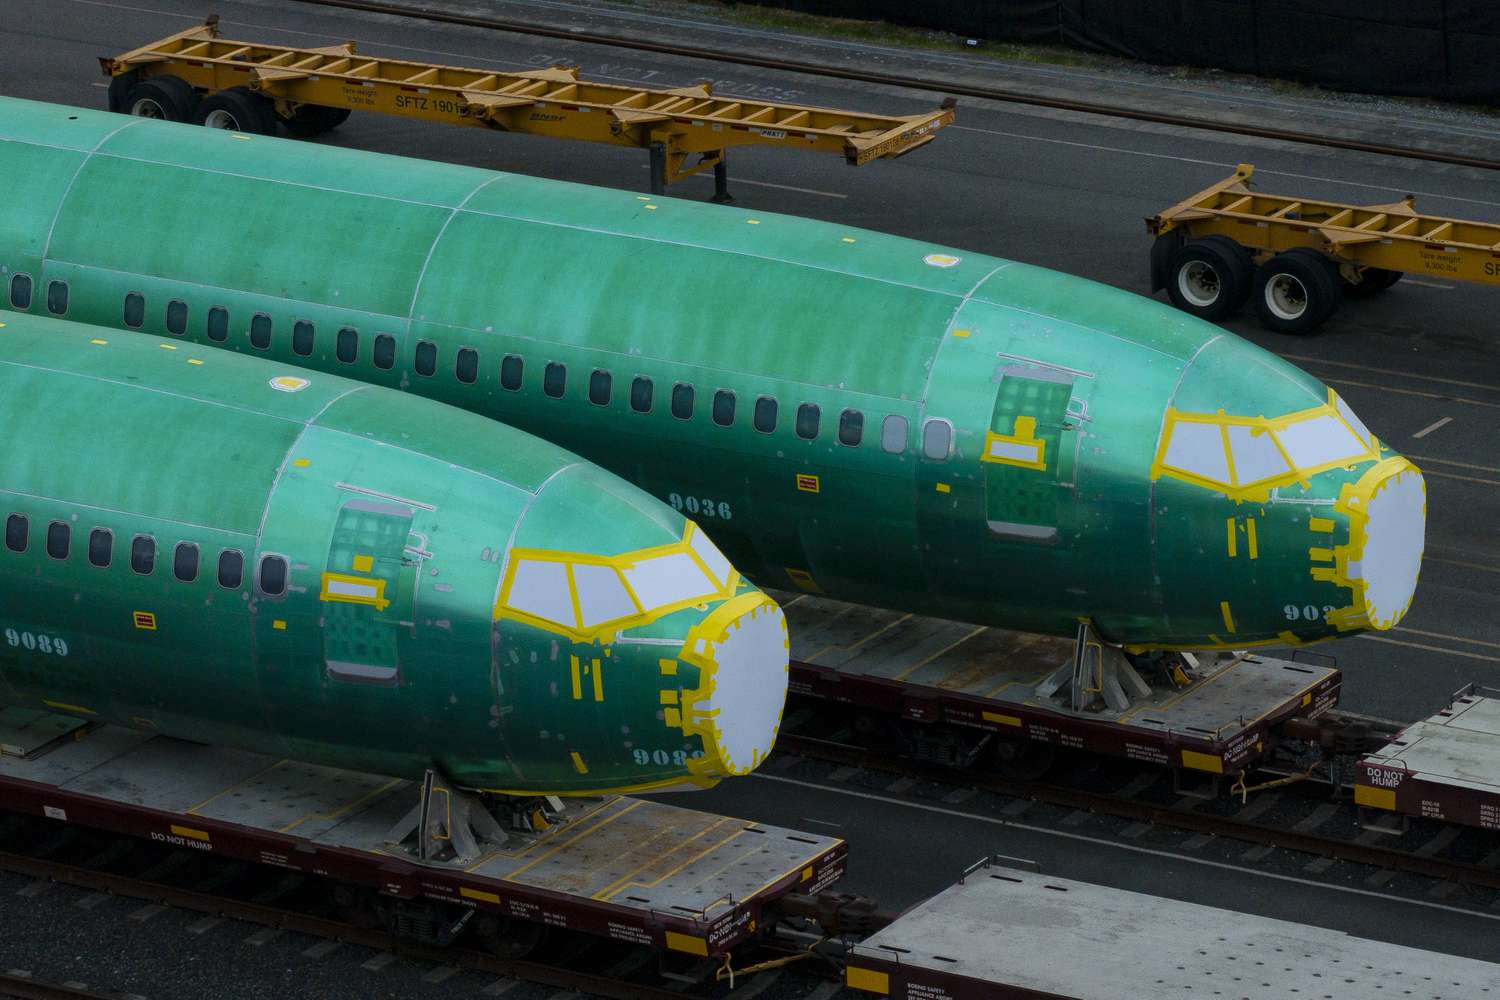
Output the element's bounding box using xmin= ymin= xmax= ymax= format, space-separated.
xmin=120 ymin=75 xmax=198 ymax=122
xmin=194 ymin=87 xmax=277 ymax=135
xmin=1252 ymin=247 xmax=1341 ymax=334
xmin=277 ymin=104 xmax=352 ymax=138
xmin=1341 ymin=265 xmax=1403 ymax=299
xmin=1165 ymin=236 xmax=1253 ymax=321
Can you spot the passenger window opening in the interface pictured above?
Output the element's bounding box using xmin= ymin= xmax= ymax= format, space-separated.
xmin=671 ymin=383 xmax=695 ymax=420
xmin=8 ymin=273 xmax=31 ymax=310
xmin=131 ymin=535 xmax=156 ymax=575
xmin=839 ymin=408 xmax=864 ymax=447
xmin=166 ymin=299 xmax=188 ymax=337
xmin=337 ymin=326 xmax=359 ymax=364
xmin=373 ymin=333 xmax=395 ymax=370
xmin=455 ymin=347 xmax=478 ymax=384
xmin=46 ymin=280 xmax=68 ymax=316
xmin=630 ymin=376 xmax=654 ymax=413
xmin=174 ymin=542 xmax=199 ymax=583
xmin=589 ymin=369 xmax=612 ymax=406
xmin=250 ymin=313 xmax=272 ymax=350
xmin=796 ymin=403 xmax=821 ymax=441
xmin=712 ymin=390 xmax=736 ymax=427
xmin=123 ymin=292 xmax=145 ymax=329
xmin=258 ymin=554 xmax=288 ymax=596
xmin=206 ymin=306 xmax=229 ymax=343
xmin=87 ymin=528 xmax=112 ymax=568
xmin=217 ymin=549 xmax=244 ymax=589
xmin=4 ymin=514 xmax=27 ymax=553
xmin=500 ymin=354 xmax=523 ymax=391
xmin=46 ymin=521 xmax=70 ymax=560
xmin=292 ymin=320 xmax=315 ymax=357
xmin=543 ymin=362 xmax=566 ymax=398
xmin=753 ymin=396 xmax=778 ymax=434
xmin=922 ymin=419 xmax=953 ymax=460
xmin=414 ymin=340 xmax=437 ymax=377
xmin=881 ymin=414 xmax=908 ymax=454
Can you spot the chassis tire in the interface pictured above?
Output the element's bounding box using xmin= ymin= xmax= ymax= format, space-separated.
xmin=1165 ymin=237 xmax=1252 ymax=321
xmin=277 ymin=104 xmax=352 ymax=137
xmin=121 ymin=75 xmax=198 ymax=122
xmin=1253 ymin=248 xmax=1341 ymax=335
xmin=194 ymin=87 xmax=277 ymax=135
xmin=1342 ymin=266 xmax=1403 ymax=299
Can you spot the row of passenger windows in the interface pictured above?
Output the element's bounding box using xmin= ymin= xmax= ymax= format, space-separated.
xmin=7 ymin=280 xmax=954 ymax=458
xmin=4 ymin=513 xmax=287 ymax=595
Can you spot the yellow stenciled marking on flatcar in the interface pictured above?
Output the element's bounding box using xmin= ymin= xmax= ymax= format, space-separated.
xmin=132 ymin=610 xmax=157 ymax=630
xmin=846 ymin=967 xmax=891 ymax=994
xmin=981 ymin=415 xmax=1047 ymax=471
xmin=1219 ymin=601 xmax=1236 ymax=634
xmin=1181 ymin=750 xmax=1224 ymax=774
xmin=44 ymin=700 xmax=95 ymax=715
xmin=319 ymin=572 xmax=389 ymax=611
xmin=665 ymin=931 xmax=709 ymax=956
xmin=982 ymin=711 xmax=1022 ymax=727
xmin=170 ymin=824 xmax=210 ymax=842
xmin=461 ymin=886 xmax=501 ymax=904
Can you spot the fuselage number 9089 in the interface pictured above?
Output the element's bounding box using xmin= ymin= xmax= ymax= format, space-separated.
xmin=668 ymin=494 xmax=733 ymax=520
xmin=4 ymin=628 xmax=68 ymax=656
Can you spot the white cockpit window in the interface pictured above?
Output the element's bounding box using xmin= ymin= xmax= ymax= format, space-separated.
xmin=1277 ymin=413 xmax=1367 ymax=469
xmin=688 ymin=528 xmax=732 ymax=589
xmin=572 ymin=562 xmax=638 ymax=628
xmin=623 ymin=551 xmax=718 ymax=610
xmin=1226 ymin=424 xmax=1290 ymax=484
xmin=506 ymin=559 xmax=574 ymax=627
xmin=1161 ymin=421 xmax=1229 ymax=483
xmin=1334 ymin=394 xmax=1375 ymax=449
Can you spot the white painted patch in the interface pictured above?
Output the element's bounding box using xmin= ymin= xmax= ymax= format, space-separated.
xmin=1359 ymin=465 xmax=1426 ymax=630
xmin=706 ymin=602 xmax=788 ymax=774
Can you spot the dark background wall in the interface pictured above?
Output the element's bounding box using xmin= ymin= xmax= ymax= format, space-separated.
xmin=734 ymin=1 xmax=1500 ymax=103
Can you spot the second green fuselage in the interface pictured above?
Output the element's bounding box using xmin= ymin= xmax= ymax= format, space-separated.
xmin=0 ymin=97 xmax=1425 ymax=649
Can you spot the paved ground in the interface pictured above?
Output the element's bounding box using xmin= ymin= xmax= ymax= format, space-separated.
xmin=1 ymin=0 xmax=1497 ymax=992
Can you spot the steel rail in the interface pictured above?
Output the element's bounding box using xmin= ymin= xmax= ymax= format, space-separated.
xmin=294 ymin=0 xmax=1500 ymax=173
xmin=0 ymin=975 xmax=118 ymax=1000
xmin=0 ymin=849 xmax=686 ymax=1000
xmin=774 ymin=732 xmax=1500 ymax=893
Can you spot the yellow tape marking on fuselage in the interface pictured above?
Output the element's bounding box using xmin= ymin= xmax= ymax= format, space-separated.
xmin=1309 ymin=516 xmax=1335 ymax=532
xmin=591 ymin=658 xmax=604 ymax=702
xmin=352 ymin=554 xmax=373 ymax=572
xmin=1226 ymin=517 xmax=1237 ymax=558
xmin=981 ymin=415 xmax=1047 ymax=471
xmin=1219 ymin=601 xmax=1236 ymax=634
xmin=570 ymin=751 xmax=588 ymax=775
xmin=319 ymin=572 xmax=389 ymax=611
xmin=1245 ymin=517 xmax=1258 ymax=560
xmin=570 ymin=655 xmax=583 ymax=700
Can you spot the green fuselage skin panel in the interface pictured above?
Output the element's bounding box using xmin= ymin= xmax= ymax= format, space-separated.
xmin=0 ymin=98 xmax=1425 ymax=650
xmin=0 ymin=312 xmax=782 ymax=794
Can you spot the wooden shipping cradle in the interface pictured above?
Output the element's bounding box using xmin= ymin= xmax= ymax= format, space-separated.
xmin=100 ymin=16 xmax=955 ymax=197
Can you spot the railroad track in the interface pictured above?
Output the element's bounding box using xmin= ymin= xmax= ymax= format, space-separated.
xmin=296 ymin=0 xmax=1500 ymax=172
xmin=0 ymin=826 xmax=724 ymax=1000
xmin=775 ymin=717 xmax=1500 ymax=897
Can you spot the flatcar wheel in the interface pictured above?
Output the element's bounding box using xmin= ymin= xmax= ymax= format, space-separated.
xmin=1342 ymin=266 xmax=1403 ymax=298
xmin=1165 ymin=238 xmax=1250 ymax=321
xmin=475 ymin=914 xmax=547 ymax=959
xmin=195 ymin=87 xmax=277 ymax=135
xmin=1252 ymin=248 xmax=1340 ymax=335
xmin=277 ymin=104 xmax=352 ymax=138
xmin=122 ymin=75 xmax=198 ymax=122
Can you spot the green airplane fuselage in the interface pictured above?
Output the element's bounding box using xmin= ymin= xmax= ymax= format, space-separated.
xmin=0 ymin=97 xmax=1426 ymax=650
xmin=0 ymin=311 xmax=785 ymax=793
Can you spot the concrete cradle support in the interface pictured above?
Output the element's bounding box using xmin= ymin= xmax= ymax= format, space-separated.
xmin=1034 ymin=621 xmax=1153 ymax=713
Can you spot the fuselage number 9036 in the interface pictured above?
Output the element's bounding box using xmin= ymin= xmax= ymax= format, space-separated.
xmin=668 ymin=494 xmax=733 ymax=520
xmin=4 ymin=628 xmax=68 ymax=656
xmin=1284 ymin=604 xmax=1336 ymax=622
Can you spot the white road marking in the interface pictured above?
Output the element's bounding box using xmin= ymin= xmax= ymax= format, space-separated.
xmin=1321 ymin=376 xmax=1500 ymax=410
xmin=1402 ymin=279 xmax=1456 ymax=290
xmin=1358 ymin=634 xmax=1500 ymax=664
xmin=800 ymin=816 xmax=844 ymax=828
xmin=1411 ymin=416 xmax=1453 ymax=438
xmin=1409 ymin=453 xmax=1500 ymax=474
xmin=752 ymin=772 xmax=1500 ymax=922
xmin=1395 ymin=626 xmax=1500 ymax=651
xmin=1427 ymin=556 xmax=1500 ymax=575
xmin=666 ymin=167 xmax=849 ymax=199
xmin=1280 ymin=354 xmax=1500 ymax=395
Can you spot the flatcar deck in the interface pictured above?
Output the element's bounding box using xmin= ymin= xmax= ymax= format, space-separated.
xmin=780 ymin=594 xmax=1339 ymax=773
xmin=0 ymin=721 xmax=844 ymax=955
xmin=845 ymin=859 xmax=1500 ymax=999
xmin=1356 ymin=685 xmax=1500 ymax=831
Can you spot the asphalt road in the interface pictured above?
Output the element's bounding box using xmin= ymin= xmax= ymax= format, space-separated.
xmin=1 ymin=0 xmax=1498 ymax=988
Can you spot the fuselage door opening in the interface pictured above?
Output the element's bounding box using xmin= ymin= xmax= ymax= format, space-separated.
xmin=982 ymin=365 xmax=1079 ymax=542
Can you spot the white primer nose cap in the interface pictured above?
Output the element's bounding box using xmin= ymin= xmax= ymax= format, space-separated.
xmin=705 ymin=600 xmax=789 ymax=774
xmin=1357 ymin=462 xmax=1426 ymax=630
